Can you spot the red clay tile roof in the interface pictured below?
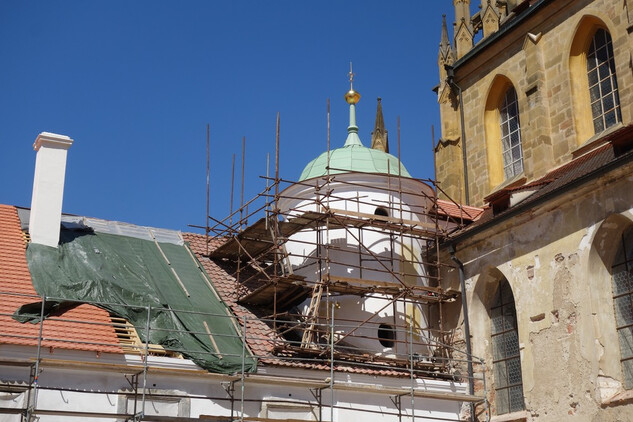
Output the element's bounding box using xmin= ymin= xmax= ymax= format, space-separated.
xmin=184 ymin=232 xmax=277 ymax=359
xmin=0 ymin=205 xmax=441 ymax=376
xmin=436 ymin=199 xmax=484 ymax=221
xmin=506 ymin=179 xmax=552 ymax=192
xmin=0 ymin=205 xmax=122 ymax=354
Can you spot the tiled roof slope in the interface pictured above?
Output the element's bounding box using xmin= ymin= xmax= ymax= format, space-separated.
xmin=436 ymin=199 xmax=484 ymax=221
xmin=183 ymin=233 xmax=276 ymax=358
xmin=0 ymin=206 xmax=436 ymax=376
xmin=0 ymin=205 xmax=122 ymax=354
xmin=524 ymin=142 xmax=615 ymax=204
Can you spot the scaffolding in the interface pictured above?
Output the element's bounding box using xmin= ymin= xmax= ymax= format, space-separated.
xmin=0 ymin=127 xmax=488 ymax=421
xmin=205 ymin=169 xmax=473 ymax=360
xmin=0 ymin=290 xmax=485 ymax=422
xmin=0 ymin=173 xmax=487 ymax=420
xmin=1 ymin=171 xmax=486 ymax=419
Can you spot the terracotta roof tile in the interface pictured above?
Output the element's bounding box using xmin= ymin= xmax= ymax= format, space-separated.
xmin=1 ymin=205 xmax=450 ymax=375
xmin=184 ymin=233 xmax=278 ymax=358
xmin=0 ymin=205 xmax=122 ymax=354
xmin=436 ymin=199 xmax=484 ymax=221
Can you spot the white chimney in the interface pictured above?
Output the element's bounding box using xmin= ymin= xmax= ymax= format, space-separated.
xmin=29 ymin=132 xmax=74 ymax=247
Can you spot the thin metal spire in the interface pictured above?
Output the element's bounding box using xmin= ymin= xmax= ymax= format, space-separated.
xmin=343 ymin=63 xmax=362 ymax=147
xmin=348 ymin=62 xmax=355 ymax=90
xmin=206 ymin=124 xmax=210 ymax=255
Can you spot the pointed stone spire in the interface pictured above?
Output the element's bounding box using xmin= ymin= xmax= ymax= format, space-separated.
xmin=480 ymin=0 xmax=500 ymax=38
xmin=344 ymin=63 xmax=363 ymax=147
xmin=370 ymin=98 xmax=389 ymax=153
xmin=454 ymin=0 xmax=474 ymax=59
xmin=439 ymin=14 xmax=452 ymax=61
xmin=438 ymin=15 xmax=455 ymax=94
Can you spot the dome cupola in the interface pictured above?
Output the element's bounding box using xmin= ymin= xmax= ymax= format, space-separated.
xmin=299 ymin=68 xmax=411 ymax=181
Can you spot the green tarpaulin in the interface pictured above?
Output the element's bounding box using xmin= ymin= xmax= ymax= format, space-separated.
xmin=16 ymin=227 xmax=256 ymax=374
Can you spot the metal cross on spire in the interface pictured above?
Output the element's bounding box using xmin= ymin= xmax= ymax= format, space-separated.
xmin=343 ymin=63 xmax=362 ymax=146
xmin=344 ymin=62 xmax=361 ymax=105
xmin=348 ymin=62 xmax=355 ymax=89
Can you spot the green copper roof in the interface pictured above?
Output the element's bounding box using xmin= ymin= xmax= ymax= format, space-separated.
xmin=299 ymin=77 xmax=412 ymax=181
xmin=299 ymin=143 xmax=411 ymax=181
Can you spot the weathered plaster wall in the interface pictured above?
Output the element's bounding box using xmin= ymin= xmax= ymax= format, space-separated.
xmin=442 ymin=163 xmax=633 ymax=421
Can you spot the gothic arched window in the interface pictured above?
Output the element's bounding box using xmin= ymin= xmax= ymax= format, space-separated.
xmin=612 ymin=228 xmax=633 ymax=388
xmin=587 ymin=28 xmax=621 ymax=133
xmin=499 ymin=87 xmax=523 ymax=180
xmin=491 ymin=279 xmax=525 ymax=414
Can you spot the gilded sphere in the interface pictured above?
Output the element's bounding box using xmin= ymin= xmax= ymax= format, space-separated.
xmin=344 ymin=89 xmax=361 ymax=105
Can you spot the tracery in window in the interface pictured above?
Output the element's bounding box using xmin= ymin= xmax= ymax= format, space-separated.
xmin=491 ymin=279 xmax=525 ymax=414
xmin=611 ymin=228 xmax=633 ymax=388
xmin=587 ymin=28 xmax=621 ymax=134
xmin=499 ymin=87 xmax=523 ymax=179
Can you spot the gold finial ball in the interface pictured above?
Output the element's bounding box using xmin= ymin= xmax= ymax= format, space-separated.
xmin=344 ymin=89 xmax=361 ymax=105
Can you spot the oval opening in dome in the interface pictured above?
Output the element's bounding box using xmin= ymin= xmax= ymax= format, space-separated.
xmin=374 ymin=207 xmax=389 ymax=217
xmin=378 ymin=323 xmax=395 ymax=348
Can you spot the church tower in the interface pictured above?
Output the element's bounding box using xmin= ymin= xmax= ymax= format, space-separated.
xmin=433 ymin=1 xmax=633 ymax=419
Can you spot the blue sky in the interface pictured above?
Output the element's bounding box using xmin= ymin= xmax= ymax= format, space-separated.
xmin=1 ymin=1 xmax=471 ymax=232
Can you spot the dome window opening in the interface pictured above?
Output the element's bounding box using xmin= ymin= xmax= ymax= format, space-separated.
xmin=378 ymin=323 xmax=396 ymax=348
xmin=374 ymin=207 xmax=389 ymax=217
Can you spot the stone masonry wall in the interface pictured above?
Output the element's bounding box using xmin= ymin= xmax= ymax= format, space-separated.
xmin=435 ymin=0 xmax=633 ymax=206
